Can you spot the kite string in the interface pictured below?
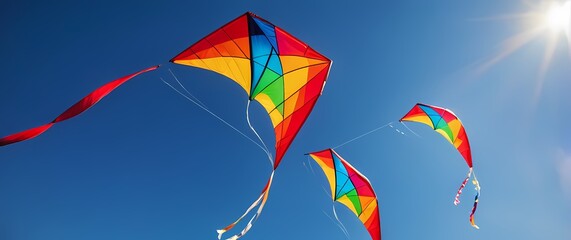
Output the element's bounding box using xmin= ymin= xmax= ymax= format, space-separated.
xmin=246 ymin=100 xmax=273 ymax=166
xmin=160 ymin=77 xmax=266 ymax=153
xmin=332 ymin=204 xmax=351 ymax=239
xmin=332 ymin=122 xmax=394 ymax=149
xmin=167 ymin=68 xmax=207 ymax=108
xmin=400 ymin=121 xmax=421 ymax=138
xmin=166 ymin=69 xmax=273 ymax=164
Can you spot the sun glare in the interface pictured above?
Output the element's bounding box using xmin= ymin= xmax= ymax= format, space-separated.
xmin=546 ymin=1 xmax=571 ymax=33
xmin=473 ymin=1 xmax=571 ymax=105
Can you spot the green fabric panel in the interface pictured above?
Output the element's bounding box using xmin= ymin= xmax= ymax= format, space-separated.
xmin=346 ymin=189 xmax=362 ymax=215
xmin=252 ymin=66 xmax=281 ymax=96
xmin=254 ymin=73 xmax=284 ymax=115
xmin=436 ymin=120 xmax=454 ymax=141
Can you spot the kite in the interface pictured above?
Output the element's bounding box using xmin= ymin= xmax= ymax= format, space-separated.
xmin=308 ymin=148 xmax=381 ymax=240
xmin=0 ymin=66 xmax=159 ymax=147
xmin=400 ymin=103 xmax=481 ymax=229
xmin=170 ymin=12 xmax=331 ymax=239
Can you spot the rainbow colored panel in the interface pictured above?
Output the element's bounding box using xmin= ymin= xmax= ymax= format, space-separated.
xmin=309 ymin=149 xmax=381 ymax=240
xmin=171 ymin=12 xmax=332 ymax=168
xmin=400 ymin=103 xmax=472 ymax=167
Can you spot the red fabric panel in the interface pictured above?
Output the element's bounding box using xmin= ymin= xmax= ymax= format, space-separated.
xmin=456 ymin=127 xmax=472 ymax=167
xmin=171 ymin=14 xmax=249 ymax=61
xmin=275 ymin=27 xmax=308 ymax=56
xmin=339 ymin=154 xmax=376 ymax=198
xmin=304 ymin=46 xmax=328 ymax=61
xmin=222 ymin=14 xmax=250 ymax=58
xmin=274 ymin=96 xmax=319 ymax=168
xmin=441 ymin=109 xmax=458 ymax=122
xmin=206 ymin=23 xmax=235 ymax=47
xmin=365 ymin=206 xmax=381 ymax=240
xmin=0 ymin=66 xmax=158 ymax=147
xmin=309 ymin=149 xmax=334 ymax=168
xmin=190 ymin=40 xmax=219 ymax=59
xmin=400 ymin=104 xmax=424 ymax=120
xmin=273 ymin=64 xmax=329 ymax=168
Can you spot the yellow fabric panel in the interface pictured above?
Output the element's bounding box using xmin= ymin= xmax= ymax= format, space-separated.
xmin=268 ymin=108 xmax=283 ymax=128
xmin=281 ymin=66 xmax=311 ymax=119
xmin=358 ymin=199 xmax=377 ymax=223
xmin=435 ymin=129 xmax=454 ymax=144
xmin=359 ymin=195 xmax=376 ymax=209
xmin=337 ymin=195 xmax=359 ymax=216
xmin=226 ymin=58 xmax=251 ymax=93
xmin=173 ymin=57 xmax=251 ymax=95
xmin=255 ymin=93 xmax=282 ymax=127
xmin=255 ymin=93 xmax=277 ymax=113
xmin=447 ymin=119 xmax=462 ymax=141
xmin=283 ymin=68 xmax=308 ymax=102
xmin=402 ymin=115 xmax=434 ymax=129
xmin=173 ymin=59 xmax=208 ymax=70
xmin=280 ymin=56 xmax=327 ymax=73
xmin=310 ymin=154 xmax=336 ymax=199
xmin=453 ymin=136 xmax=463 ymax=148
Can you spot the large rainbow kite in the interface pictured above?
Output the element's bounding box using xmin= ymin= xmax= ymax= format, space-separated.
xmin=171 ymin=12 xmax=332 ymax=239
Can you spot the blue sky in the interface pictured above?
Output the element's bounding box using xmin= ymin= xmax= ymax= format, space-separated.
xmin=1 ymin=1 xmax=570 ymax=239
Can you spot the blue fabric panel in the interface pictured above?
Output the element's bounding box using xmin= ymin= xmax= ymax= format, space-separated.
xmin=253 ymin=17 xmax=279 ymax=52
xmin=250 ymin=34 xmax=272 ymax=93
xmin=420 ymin=105 xmax=443 ymax=129
xmin=267 ymin=49 xmax=283 ymax=75
xmin=333 ymin=153 xmax=355 ymax=199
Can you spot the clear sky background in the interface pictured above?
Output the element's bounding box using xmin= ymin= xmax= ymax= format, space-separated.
xmin=1 ymin=1 xmax=570 ymax=240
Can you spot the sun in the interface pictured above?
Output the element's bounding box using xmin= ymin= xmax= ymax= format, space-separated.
xmin=546 ymin=1 xmax=571 ymax=34
xmin=474 ymin=1 xmax=571 ymax=103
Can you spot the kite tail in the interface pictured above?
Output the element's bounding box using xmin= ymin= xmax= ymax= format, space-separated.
xmin=217 ymin=171 xmax=274 ymax=240
xmin=469 ymin=172 xmax=481 ymax=229
xmin=454 ymin=168 xmax=473 ymax=205
xmin=0 ymin=66 xmax=159 ymax=147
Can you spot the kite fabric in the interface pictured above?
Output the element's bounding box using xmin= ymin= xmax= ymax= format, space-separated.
xmin=171 ymin=12 xmax=331 ymax=168
xmin=400 ymin=103 xmax=481 ymax=229
xmin=0 ymin=66 xmax=159 ymax=147
xmin=170 ymin=12 xmax=331 ymax=239
xmin=308 ymin=149 xmax=381 ymax=240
